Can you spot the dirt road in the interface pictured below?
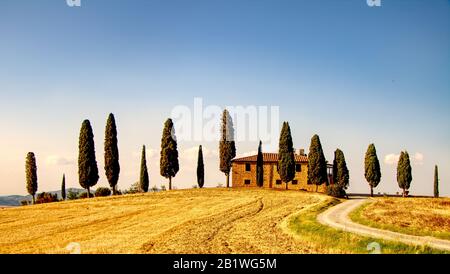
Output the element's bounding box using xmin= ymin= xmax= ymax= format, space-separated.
xmin=317 ymin=198 xmax=450 ymax=252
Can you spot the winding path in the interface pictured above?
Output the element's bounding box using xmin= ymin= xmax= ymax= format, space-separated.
xmin=317 ymin=198 xmax=450 ymax=252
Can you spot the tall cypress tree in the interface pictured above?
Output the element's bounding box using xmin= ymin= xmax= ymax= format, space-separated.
xmin=332 ymin=152 xmax=338 ymax=186
xmin=256 ymin=140 xmax=264 ymax=187
xmin=397 ymin=151 xmax=412 ymax=197
xmin=434 ymin=165 xmax=439 ymax=198
xmin=219 ymin=109 xmax=236 ymax=188
xmin=140 ymin=145 xmax=149 ymax=192
xmin=104 ymin=113 xmax=120 ymax=195
xmin=308 ymin=134 xmax=328 ymax=192
xmin=333 ymin=149 xmax=349 ymax=190
xmin=278 ymin=122 xmax=295 ymax=190
xmin=197 ymin=145 xmax=205 ymax=188
xmin=25 ymin=152 xmax=38 ymax=204
xmin=61 ymin=174 xmax=66 ymax=201
xmin=160 ymin=118 xmax=179 ymax=190
xmin=364 ymin=143 xmax=381 ymax=197
xmin=78 ymin=119 xmax=99 ymax=198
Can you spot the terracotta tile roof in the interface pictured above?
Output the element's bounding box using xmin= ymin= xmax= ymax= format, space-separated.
xmin=232 ymin=153 xmax=308 ymax=163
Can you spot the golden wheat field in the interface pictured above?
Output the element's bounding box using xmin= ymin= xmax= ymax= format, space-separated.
xmin=0 ymin=188 xmax=332 ymax=254
xmin=354 ymin=197 xmax=450 ymax=240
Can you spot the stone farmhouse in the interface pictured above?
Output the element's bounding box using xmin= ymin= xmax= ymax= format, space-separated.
xmin=231 ymin=150 xmax=332 ymax=192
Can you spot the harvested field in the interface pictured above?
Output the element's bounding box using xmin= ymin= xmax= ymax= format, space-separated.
xmin=350 ymin=197 xmax=450 ymax=240
xmin=0 ymin=188 xmax=326 ymax=254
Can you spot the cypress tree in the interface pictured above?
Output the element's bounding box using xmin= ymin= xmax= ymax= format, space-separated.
xmin=25 ymin=152 xmax=38 ymax=204
xmin=160 ymin=118 xmax=179 ymax=190
xmin=78 ymin=119 xmax=99 ymax=198
xmin=308 ymin=134 xmax=328 ymax=192
xmin=219 ymin=109 xmax=236 ymax=188
xmin=332 ymin=153 xmax=338 ymax=186
xmin=104 ymin=113 xmax=120 ymax=195
xmin=278 ymin=122 xmax=295 ymax=190
xmin=140 ymin=145 xmax=149 ymax=192
xmin=364 ymin=143 xmax=381 ymax=197
xmin=197 ymin=145 xmax=205 ymax=188
xmin=333 ymin=149 xmax=349 ymax=190
xmin=434 ymin=165 xmax=439 ymax=198
xmin=397 ymin=151 xmax=412 ymax=197
xmin=256 ymin=140 xmax=264 ymax=187
xmin=61 ymin=174 xmax=66 ymax=201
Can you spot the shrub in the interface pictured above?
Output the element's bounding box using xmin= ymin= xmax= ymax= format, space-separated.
xmin=95 ymin=187 xmax=112 ymax=197
xmin=124 ymin=182 xmax=141 ymax=194
xmin=21 ymin=200 xmax=30 ymax=206
xmin=79 ymin=192 xmax=95 ymax=199
xmin=326 ymin=185 xmax=347 ymax=198
xmin=150 ymin=185 xmax=159 ymax=192
xmin=35 ymin=192 xmax=59 ymax=204
xmin=67 ymin=190 xmax=80 ymax=200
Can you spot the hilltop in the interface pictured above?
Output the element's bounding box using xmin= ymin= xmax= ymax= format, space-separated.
xmin=0 ymin=188 xmax=442 ymax=254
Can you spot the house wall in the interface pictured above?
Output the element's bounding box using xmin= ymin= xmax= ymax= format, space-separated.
xmin=231 ymin=162 xmax=327 ymax=193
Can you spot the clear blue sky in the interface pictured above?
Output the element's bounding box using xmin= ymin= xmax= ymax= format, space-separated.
xmin=0 ymin=0 xmax=449 ymax=196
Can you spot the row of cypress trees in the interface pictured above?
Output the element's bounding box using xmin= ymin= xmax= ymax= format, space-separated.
xmin=140 ymin=109 xmax=231 ymax=190
xmin=78 ymin=114 xmax=124 ymax=197
xmin=75 ymin=112 xmax=441 ymax=197
xmin=139 ymin=118 xmax=180 ymax=192
xmin=24 ymin=109 xmax=231 ymax=200
xmin=264 ymin=122 xmax=348 ymax=194
xmin=79 ymin=115 xmax=181 ymax=195
xmin=24 ymin=114 xmax=181 ymax=201
xmin=25 ymin=111 xmax=441 ymax=202
xmin=363 ymin=144 xmax=439 ymax=197
xmin=195 ymin=109 xmax=234 ymax=189
xmin=25 ymin=154 xmax=68 ymax=203
xmin=252 ymin=121 xmax=438 ymax=198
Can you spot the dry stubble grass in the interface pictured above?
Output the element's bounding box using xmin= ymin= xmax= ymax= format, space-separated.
xmin=350 ymin=197 xmax=450 ymax=240
xmin=0 ymin=188 xmax=327 ymax=254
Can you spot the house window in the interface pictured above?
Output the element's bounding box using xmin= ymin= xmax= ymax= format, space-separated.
xmin=296 ymin=164 xmax=301 ymax=172
xmin=292 ymin=180 xmax=298 ymax=185
xmin=245 ymin=163 xmax=251 ymax=172
xmin=276 ymin=180 xmax=282 ymax=185
xmin=244 ymin=179 xmax=251 ymax=185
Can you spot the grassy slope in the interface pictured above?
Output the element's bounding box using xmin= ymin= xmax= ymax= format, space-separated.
xmin=349 ymin=198 xmax=450 ymax=241
xmin=287 ymin=198 xmax=445 ymax=254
